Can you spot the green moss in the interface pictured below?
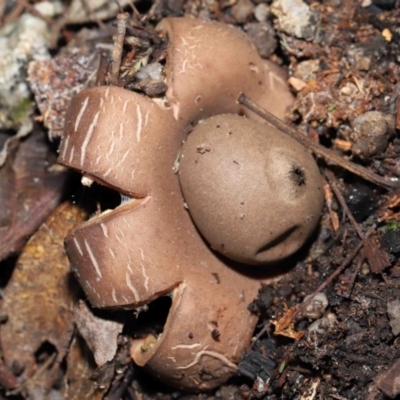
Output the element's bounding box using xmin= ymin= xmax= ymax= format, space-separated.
xmin=327 ymin=103 xmax=337 ymax=113
xmin=380 ymin=220 xmax=400 ymax=233
xmin=10 ymin=98 xmax=32 ymax=124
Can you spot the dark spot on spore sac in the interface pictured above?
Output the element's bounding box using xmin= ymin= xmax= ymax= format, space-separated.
xmin=289 ymin=165 xmax=306 ymax=187
xmin=211 ymin=329 xmax=220 ymax=340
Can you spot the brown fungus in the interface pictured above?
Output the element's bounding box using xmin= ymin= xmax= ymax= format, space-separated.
xmin=57 ymin=17 xmax=320 ymax=391
xmin=179 ymin=114 xmax=323 ymax=265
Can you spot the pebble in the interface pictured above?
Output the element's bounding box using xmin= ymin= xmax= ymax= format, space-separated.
xmin=270 ymin=0 xmax=319 ymax=40
xmin=254 ymin=3 xmax=270 ymax=22
xmin=350 ymin=111 xmax=395 ymax=159
xmin=231 ymin=0 xmax=254 ymax=23
xmin=301 ymin=293 xmax=328 ymax=320
xmin=294 ymin=59 xmax=320 ymax=82
xmin=244 ymin=21 xmax=277 ymax=58
xmin=387 ymin=299 xmax=400 ymax=336
xmin=308 ymin=312 xmax=337 ymax=335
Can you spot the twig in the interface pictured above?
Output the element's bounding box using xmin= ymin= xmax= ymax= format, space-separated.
xmin=8 ymin=352 xmax=57 ymax=395
xmin=0 ymin=0 xmax=6 ymax=20
xmin=96 ymin=50 xmax=110 ymax=86
xmin=237 ymin=93 xmax=400 ymax=189
xmin=324 ymin=170 xmax=364 ymax=239
xmin=250 ymin=321 xmax=270 ymax=349
xmin=125 ymin=25 xmax=161 ymax=45
xmin=323 ymin=176 xmax=339 ymax=231
xmin=323 ymin=170 xmax=366 ymax=292
xmin=108 ymin=12 xmax=130 ymax=86
xmin=15 ymin=0 xmax=54 ymax=25
xmin=291 ymin=239 xmax=364 ymax=321
xmin=343 ymin=255 xmax=363 ymax=298
xmin=330 ymin=394 xmax=349 ymax=400
xmin=126 ymin=0 xmax=142 ymax=22
xmin=81 ymin=0 xmax=108 ymax=31
xmin=104 ymin=364 xmax=135 ymax=400
xmin=2 ymin=2 xmax=24 ymax=24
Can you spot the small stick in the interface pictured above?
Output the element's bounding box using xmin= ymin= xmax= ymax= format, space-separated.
xmin=322 ymin=176 xmax=339 ymax=231
xmin=0 ymin=0 xmax=6 ymax=20
xmin=343 ymin=255 xmax=363 ymax=298
xmin=324 ymin=169 xmax=391 ymax=274
xmin=104 ymin=364 xmax=135 ymax=400
xmin=324 ymin=170 xmax=364 ymax=239
xmin=96 ymin=50 xmax=110 ymax=86
xmin=291 ymin=239 xmax=364 ymax=321
xmin=108 ymin=12 xmax=130 ymax=86
xmin=237 ymin=93 xmax=400 ymax=189
xmin=81 ymin=0 xmax=108 ymax=31
xmin=8 ymin=352 xmax=57 ymax=395
xmin=15 ymin=0 xmax=54 ymax=25
xmin=2 ymin=2 xmax=24 ymax=24
xmin=330 ymin=395 xmax=348 ymax=400
xmin=250 ymin=321 xmax=270 ymax=349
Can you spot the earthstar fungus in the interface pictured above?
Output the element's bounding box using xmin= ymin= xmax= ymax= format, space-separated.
xmin=58 ymin=17 xmax=323 ymax=391
xmin=179 ymin=114 xmax=323 ymax=265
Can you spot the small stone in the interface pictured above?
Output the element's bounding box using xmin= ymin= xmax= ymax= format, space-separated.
xmin=245 ymin=21 xmax=277 ymax=58
xmin=308 ymin=312 xmax=337 ymax=335
xmin=300 ymin=293 xmax=328 ymax=320
xmin=231 ymin=0 xmax=254 ymax=23
xmin=254 ymin=3 xmax=270 ymax=22
xmin=351 ymin=111 xmax=395 ymax=159
xmin=270 ymin=0 xmax=319 ymax=40
xmin=339 ymin=83 xmax=358 ymax=97
xmin=288 ymin=76 xmax=306 ymax=92
xmin=346 ymin=37 xmax=388 ymax=72
xmin=387 ymin=300 xmax=400 ymax=336
xmin=133 ymin=80 xmax=168 ymax=97
xmin=294 ymin=59 xmax=320 ymax=82
xmin=382 ymin=28 xmax=393 ymax=42
xmin=347 ymin=45 xmax=372 ymax=71
xmin=374 ymin=358 xmax=400 ymax=398
xmin=136 ymin=63 xmax=164 ymax=81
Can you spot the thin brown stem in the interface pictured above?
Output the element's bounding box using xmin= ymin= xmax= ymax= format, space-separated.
xmin=108 ymin=12 xmax=130 ymax=86
xmin=343 ymin=255 xmax=363 ymax=298
xmin=324 ymin=169 xmax=364 ymax=239
xmin=291 ymin=239 xmax=364 ymax=321
xmin=237 ymin=93 xmax=400 ymax=189
xmin=14 ymin=0 xmax=54 ymax=25
xmin=81 ymin=0 xmax=108 ymax=31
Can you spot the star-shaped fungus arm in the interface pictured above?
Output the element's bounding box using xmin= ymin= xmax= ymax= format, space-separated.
xmin=58 ymin=84 xmax=270 ymax=388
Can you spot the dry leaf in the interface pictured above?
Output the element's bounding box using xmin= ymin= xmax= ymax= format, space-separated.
xmin=64 ymin=335 xmax=108 ymax=400
xmin=0 ymin=202 xmax=87 ymax=391
xmin=271 ymin=306 xmax=304 ymax=341
xmin=364 ymin=236 xmax=391 ymax=274
xmin=28 ymin=49 xmax=99 ymax=139
xmin=74 ymin=300 xmax=124 ymax=367
xmin=0 ymin=128 xmax=68 ymax=260
xmin=374 ymin=358 xmax=400 ymax=398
